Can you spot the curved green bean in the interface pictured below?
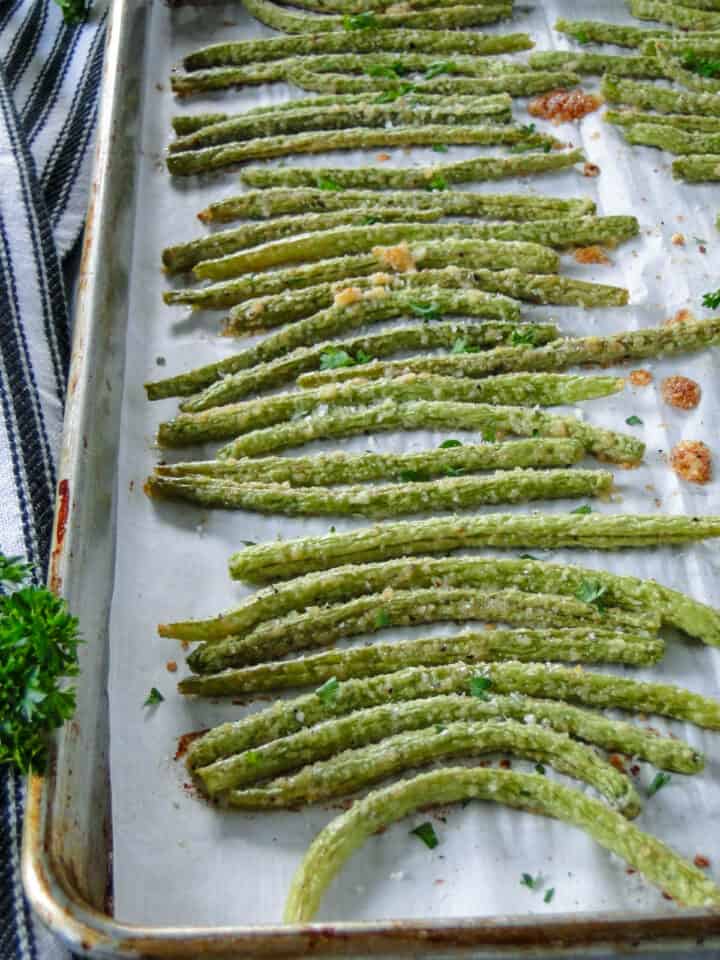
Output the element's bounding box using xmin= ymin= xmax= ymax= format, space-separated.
xmin=554 ymin=18 xmax=671 ymax=48
xmin=625 ymin=123 xmax=720 ymax=154
xmin=283 ymin=767 xmax=720 ymax=921
xmin=605 ymin=109 xmax=720 ymax=133
xmin=630 ymin=0 xmax=720 ymax=30
xmin=673 ymin=154 xmax=720 ymax=180
xmin=228 ymin=721 xmax=641 ymax=818
xmin=602 ymin=74 xmax=720 ymax=116
xmin=228 ymin=514 xmax=720 ymax=583
xmin=528 ymin=51 xmax=666 ymax=77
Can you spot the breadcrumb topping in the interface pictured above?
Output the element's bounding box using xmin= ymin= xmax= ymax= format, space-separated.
xmin=661 ymin=375 xmax=701 ymax=410
xmin=670 ymin=440 xmax=712 ymax=484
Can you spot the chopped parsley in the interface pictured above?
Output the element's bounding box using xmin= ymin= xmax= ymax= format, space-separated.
xmin=444 ymin=466 xmax=464 ymax=476
xmin=398 ymin=469 xmax=430 ymax=483
xmin=366 ymin=62 xmax=408 ymax=79
xmin=240 ymin=539 xmax=257 ymax=546
xmin=423 ymin=60 xmax=457 ymax=80
xmin=376 ymin=609 xmax=391 ymax=628
xmin=315 ymin=174 xmax=343 ymax=192
xmin=520 ymin=873 xmax=540 ymax=890
xmin=410 ymin=301 xmax=442 ymax=321
xmin=544 ymin=887 xmax=555 ymax=903
xmin=343 ymin=11 xmax=377 ymax=29
xmin=682 ymin=50 xmax=720 ymax=77
xmin=574 ymin=29 xmax=590 ymax=43
xmin=535 ymin=763 xmax=546 ymax=775
xmin=410 ymin=821 xmax=439 ymax=848
xmin=647 ymin=771 xmax=671 ymax=796
xmin=144 ymin=687 xmax=164 ymax=707
xmin=432 ymin=144 xmax=449 ymax=153
xmin=625 ymin=415 xmax=643 ymax=426
xmin=451 ymin=337 xmax=480 ymax=354
xmin=315 ymin=677 xmax=340 ymax=705
xmin=575 ymin=578 xmax=607 ymax=609
xmin=426 ymin=173 xmax=449 ymax=192
xmin=0 ymin=554 xmax=82 ymax=772
xmin=320 ymin=348 xmax=374 ymax=370
xmin=571 ymin=504 xmax=593 ymax=515
xmin=469 ymin=675 xmax=492 ymax=699
xmin=510 ymin=327 xmax=537 ymax=347
xmin=702 ymin=288 xmax=720 ymax=309
xmin=482 ymin=427 xmax=497 ymax=443
xmin=439 ymin=438 xmax=463 ymax=448
xmin=521 ymin=123 xmax=537 ymax=135
xmin=374 ymin=83 xmax=416 ymax=103
xmin=519 ymin=554 xmax=540 ymax=561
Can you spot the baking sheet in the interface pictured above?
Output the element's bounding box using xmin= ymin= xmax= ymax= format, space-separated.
xmin=108 ymin=0 xmax=720 ymax=927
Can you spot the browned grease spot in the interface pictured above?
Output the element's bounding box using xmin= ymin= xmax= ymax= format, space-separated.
xmin=574 ymin=245 xmax=610 ymax=265
xmin=661 ymin=375 xmax=701 ymax=410
xmin=583 ymin=162 xmax=600 ymax=177
xmin=49 ymin=478 xmax=70 ymax=595
xmin=670 ymin=440 xmax=712 ymax=484
xmin=175 ymin=729 xmax=209 ymax=761
xmin=695 ymin=854 xmax=711 ymax=868
xmin=664 ymin=307 xmax=694 ymax=326
xmin=528 ymin=88 xmax=602 ymax=124
xmin=629 ymin=369 xmax=653 ymax=387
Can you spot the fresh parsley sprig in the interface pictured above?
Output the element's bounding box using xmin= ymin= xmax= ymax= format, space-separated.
xmin=54 ymin=0 xmax=88 ymax=24
xmin=0 ymin=554 xmax=81 ymax=773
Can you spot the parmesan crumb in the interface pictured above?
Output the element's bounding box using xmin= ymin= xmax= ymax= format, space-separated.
xmin=333 ymin=286 xmax=363 ymax=308
xmin=372 ymin=241 xmax=417 ymax=273
xmin=661 ymin=375 xmax=701 ymax=410
xmin=670 ymin=440 xmax=712 ymax=484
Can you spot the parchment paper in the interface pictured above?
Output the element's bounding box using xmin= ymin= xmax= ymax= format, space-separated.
xmin=108 ymin=0 xmax=720 ymax=926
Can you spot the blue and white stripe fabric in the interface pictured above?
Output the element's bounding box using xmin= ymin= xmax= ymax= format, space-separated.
xmin=0 ymin=3 xmax=106 ymax=958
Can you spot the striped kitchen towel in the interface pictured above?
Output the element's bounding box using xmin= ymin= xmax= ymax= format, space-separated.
xmin=0 ymin=2 xmax=107 ymax=957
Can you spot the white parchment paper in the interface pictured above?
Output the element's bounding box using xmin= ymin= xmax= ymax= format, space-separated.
xmin=108 ymin=0 xmax=720 ymax=926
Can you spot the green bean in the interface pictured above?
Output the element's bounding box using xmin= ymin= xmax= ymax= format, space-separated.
xmin=241 ymin=148 xmax=585 ymax=190
xmin=147 ymin=319 xmax=546 ymax=400
xmin=194 ymin=216 xmax=635 ymax=280
xmin=173 ymin=112 xmax=228 ymax=135
xmin=641 ymin=36 xmax=720 ymax=56
xmin=289 ymin=65 xmax=581 ymax=97
xmin=605 ymin=108 xmax=720 ymax=133
xmin=170 ymin=96 xmax=514 ymax=152
xmin=226 ymin=268 xmax=627 ymax=333
xmin=148 ymin=466 xmax=615 ymax=520
xmin=156 ymin=438 xmax=585 ymax=487
xmin=171 ymin=60 xmax=292 ymax=96
xmin=183 ymin=588 xmax=654 ymax=675
xmin=182 ymin=338 xmax=615 ymax=413
xmin=630 ymin=0 xmax=720 ymax=29
xmin=191 ymin=694 xmax=702 ymax=792
xmin=672 ymin=154 xmax=720 ymax=179
xmin=163 ymin=209 xmax=445 ymax=274
xmin=242 ymin=0 xmax=511 ymax=34
xmin=528 ymin=51 xmax=666 ymax=77
xmin=554 ymin=18 xmax=671 ymax=48
xmin=228 ymin=721 xmax=642 ymax=818
xmin=215 ymin=401 xmax=642 ymax=463
xmin=285 ymin=52 xmax=527 ymax=79
xmin=185 ymin=664 xmax=720 ymax=785
xmin=169 ymin=371 xmax=623 ymax=436
xmin=199 ymin=187 xmax=596 ymax=224
xmin=170 ymin=243 xmax=561 ymax=311
xmin=182 ymin=30 xmax=533 ymax=71
xmin=227 ymin=515 xmax=720 ymax=584
xmin=625 ymin=122 xmax=720 ymax=153
xmin=162 ymin=556 xmax=720 ymax=649
xmin=167 ymin=124 xmax=556 ymax=178
xmin=284 ymin=767 xmax=720 ymax=922
xmin=300 ymin=317 xmax=720 ymax=388
xmin=247 ymin=0 xmax=508 ymax=15
xmin=182 ymin=628 xmax=662 ymax=697
xmin=602 ymin=75 xmax=720 ymax=115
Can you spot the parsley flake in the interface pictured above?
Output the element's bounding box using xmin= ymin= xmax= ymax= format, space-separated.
xmin=482 ymin=427 xmax=497 ymax=443
xmin=571 ymin=504 xmax=593 ymax=515
xmin=625 ymin=415 xmax=643 ymax=426
xmin=376 ymin=609 xmax=391 ymax=628
xmin=520 ymin=873 xmax=540 ymax=890
xmin=410 ymin=821 xmax=439 ymax=848
xmin=575 ymin=579 xmax=607 ymax=609
xmin=319 ymin=347 xmax=374 ymax=370
xmin=535 ymin=763 xmax=546 ymax=775
xmin=54 ymin=0 xmax=88 ymax=23
xmin=439 ymin=438 xmax=463 ymax=448
xmin=240 ymin=539 xmax=257 ymax=546
xmin=423 ymin=60 xmax=456 ymax=80
xmin=647 ymin=771 xmax=671 ymax=796
xmin=575 ymin=29 xmax=589 ymax=43
xmin=366 ymin=62 xmax=407 ymax=79
xmin=469 ymin=675 xmax=492 ymax=699
xmin=398 ymin=469 xmax=430 ymax=483
xmin=544 ymin=887 xmax=555 ymax=903
xmin=374 ymin=83 xmax=415 ymax=104
xmin=316 ymin=174 xmax=343 ymax=192
xmin=344 ymin=11 xmax=377 ymax=29
xmin=410 ymin=301 xmax=442 ymax=321
xmin=144 ymin=687 xmax=164 ymax=707
xmin=519 ymin=553 xmax=540 ymax=561
xmin=315 ymin=677 xmax=340 ymax=704
xmin=432 ymin=144 xmax=449 ymax=153
xmin=702 ymin=288 xmax=720 ymax=309
xmin=682 ymin=50 xmax=720 ymax=77
xmin=510 ymin=327 xmax=537 ymax=347
xmin=426 ymin=174 xmax=448 ymax=192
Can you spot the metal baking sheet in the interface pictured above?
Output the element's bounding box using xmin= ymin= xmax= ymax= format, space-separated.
xmin=22 ymin=0 xmax=720 ymax=954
